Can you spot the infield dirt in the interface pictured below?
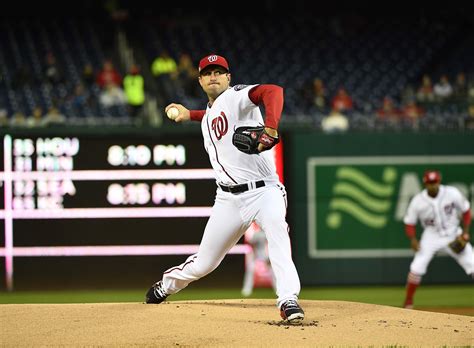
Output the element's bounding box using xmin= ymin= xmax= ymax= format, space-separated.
xmin=1 ymin=299 xmax=472 ymax=347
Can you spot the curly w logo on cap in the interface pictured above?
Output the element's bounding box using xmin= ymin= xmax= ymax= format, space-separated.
xmin=198 ymin=54 xmax=229 ymax=73
xmin=423 ymin=170 xmax=441 ymax=184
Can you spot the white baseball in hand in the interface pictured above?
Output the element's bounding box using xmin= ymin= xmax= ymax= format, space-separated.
xmin=167 ymin=107 xmax=179 ymax=120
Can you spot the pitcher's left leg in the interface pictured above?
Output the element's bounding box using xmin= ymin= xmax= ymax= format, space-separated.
xmin=253 ymin=185 xmax=301 ymax=307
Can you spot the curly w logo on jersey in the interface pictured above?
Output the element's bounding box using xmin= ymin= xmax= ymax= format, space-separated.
xmin=211 ymin=112 xmax=228 ymax=140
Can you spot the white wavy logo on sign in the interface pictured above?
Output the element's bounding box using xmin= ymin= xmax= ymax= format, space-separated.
xmin=326 ymin=167 xmax=397 ymax=229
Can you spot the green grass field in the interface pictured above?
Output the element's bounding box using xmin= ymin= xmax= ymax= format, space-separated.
xmin=0 ymin=284 xmax=472 ymax=308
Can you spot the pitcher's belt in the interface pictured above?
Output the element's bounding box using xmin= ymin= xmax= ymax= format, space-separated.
xmin=219 ymin=180 xmax=265 ymax=194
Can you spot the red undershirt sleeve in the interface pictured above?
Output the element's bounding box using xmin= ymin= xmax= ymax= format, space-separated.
xmin=405 ymin=224 xmax=416 ymax=239
xmin=248 ymin=84 xmax=284 ymax=129
xmin=190 ymin=110 xmax=205 ymax=121
xmin=462 ymin=209 xmax=471 ymax=229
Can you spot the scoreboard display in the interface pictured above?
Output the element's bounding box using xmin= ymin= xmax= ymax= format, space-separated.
xmin=0 ymin=132 xmax=249 ymax=290
xmin=4 ymin=136 xmax=213 ymax=210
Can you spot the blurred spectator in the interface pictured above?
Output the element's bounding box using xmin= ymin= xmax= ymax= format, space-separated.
xmin=433 ymin=74 xmax=453 ymax=102
xmin=151 ymin=50 xmax=178 ymax=103
xmin=68 ymin=83 xmax=95 ymax=117
xmin=0 ymin=108 xmax=9 ymax=127
xmin=151 ymin=50 xmax=178 ymax=78
xmin=376 ymin=96 xmax=402 ymax=121
xmin=311 ymin=78 xmax=327 ymax=111
xmin=123 ymin=64 xmax=145 ymax=119
xmin=96 ymin=59 xmax=122 ymax=89
xmin=177 ymin=53 xmax=200 ymax=98
xmin=467 ymin=75 xmax=474 ymax=103
xmin=321 ymin=107 xmax=349 ymax=133
xmin=26 ymin=106 xmax=44 ymax=128
xmin=82 ymin=63 xmax=96 ymax=87
xmin=42 ymin=106 xmax=67 ymax=126
xmin=452 ymin=72 xmax=468 ymax=101
xmin=43 ymin=51 xmax=64 ymax=86
xmin=99 ymin=82 xmax=127 ymax=108
xmin=331 ymin=87 xmax=353 ymax=112
xmin=400 ymin=84 xmax=416 ymax=105
xmin=465 ymin=104 xmax=474 ymax=130
xmin=9 ymin=111 xmax=27 ymax=127
xmin=70 ymin=83 xmax=93 ymax=109
xmin=416 ymin=74 xmax=435 ymax=103
xmin=402 ymin=99 xmax=424 ymax=122
xmin=299 ymin=79 xmax=314 ymax=111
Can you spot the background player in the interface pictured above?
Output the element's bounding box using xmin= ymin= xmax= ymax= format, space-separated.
xmin=241 ymin=222 xmax=276 ymax=297
xmin=402 ymin=170 xmax=473 ymax=309
xmin=145 ymin=54 xmax=304 ymax=322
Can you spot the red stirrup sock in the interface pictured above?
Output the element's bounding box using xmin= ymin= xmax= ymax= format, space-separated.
xmin=404 ymin=272 xmax=421 ymax=308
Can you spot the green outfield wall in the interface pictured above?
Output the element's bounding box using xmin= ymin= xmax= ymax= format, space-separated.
xmin=287 ymin=131 xmax=474 ymax=285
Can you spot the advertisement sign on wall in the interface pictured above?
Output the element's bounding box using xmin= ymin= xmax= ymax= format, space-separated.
xmin=307 ymin=156 xmax=474 ymax=259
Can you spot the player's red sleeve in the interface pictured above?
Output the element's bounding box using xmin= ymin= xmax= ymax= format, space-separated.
xmin=405 ymin=224 xmax=416 ymax=239
xmin=190 ymin=110 xmax=205 ymax=121
xmin=462 ymin=209 xmax=471 ymax=228
xmin=248 ymin=84 xmax=283 ymax=129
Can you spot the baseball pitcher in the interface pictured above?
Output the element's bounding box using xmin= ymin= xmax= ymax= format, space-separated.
xmin=145 ymin=54 xmax=304 ymax=323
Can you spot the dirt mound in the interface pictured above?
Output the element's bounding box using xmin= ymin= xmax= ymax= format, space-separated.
xmin=1 ymin=299 xmax=472 ymax=347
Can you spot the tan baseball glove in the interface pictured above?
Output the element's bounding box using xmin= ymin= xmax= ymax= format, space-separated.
xmin=448 ymin=236 xmax=468 ymax=254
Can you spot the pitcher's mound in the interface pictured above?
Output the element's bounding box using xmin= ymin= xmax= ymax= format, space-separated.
xmin=1 ymin=299 xmax=472 ymax=347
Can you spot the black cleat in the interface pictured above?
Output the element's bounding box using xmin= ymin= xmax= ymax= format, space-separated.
xmin=280 ymin=300 xmax=305 ymax=322
xmin=145 ymin=280 xmax=168 ymax=304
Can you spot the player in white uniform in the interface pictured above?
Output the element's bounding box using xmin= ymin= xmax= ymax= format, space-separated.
xmin=241 ymin=222 xmax=276 ymax=297
xmin=402 ymin=170 xmax=473 ymax=309
xmin=145 ymin=54 xmax=304 ymax=322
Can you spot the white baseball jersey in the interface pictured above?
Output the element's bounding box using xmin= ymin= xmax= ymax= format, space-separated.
xmin=200 ymin=84 xmax=280 ymax=185
xmin=404 ymin=185 xmax=470 ymax=237
xmin=404 ymin=185 xmax=473 ymax=275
